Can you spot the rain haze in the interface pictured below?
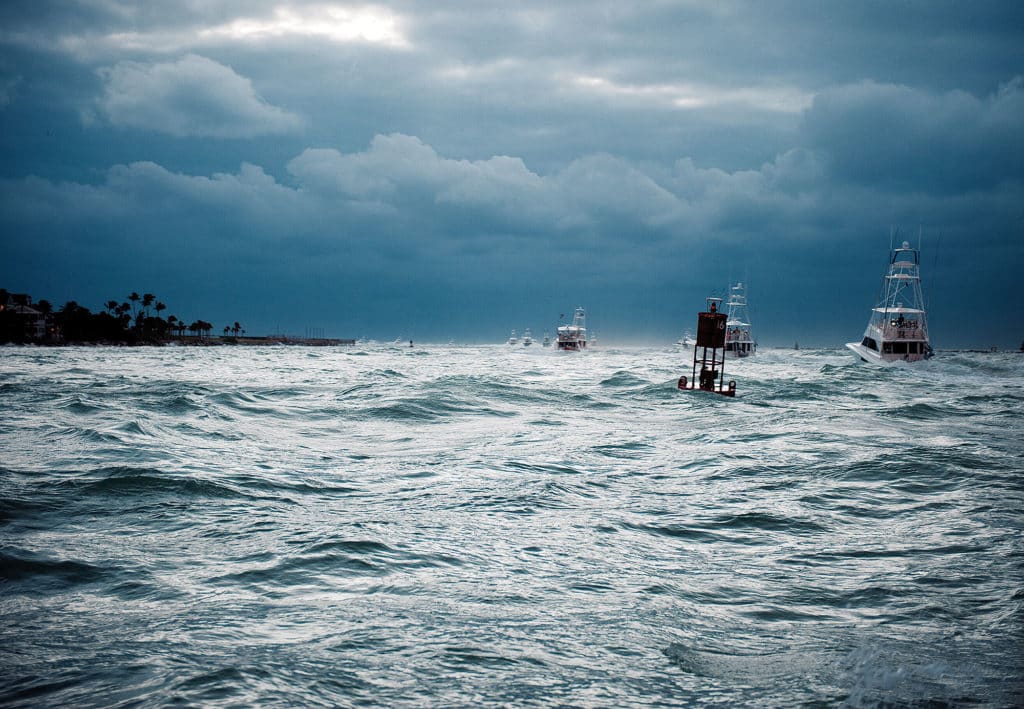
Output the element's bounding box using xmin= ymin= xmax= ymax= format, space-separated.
xmin=1 ymin=1 xmax=1022 ymax=347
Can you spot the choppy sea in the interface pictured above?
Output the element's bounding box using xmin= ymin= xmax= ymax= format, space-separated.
xmin=1 ymin=344 xmax=1022 ymax=707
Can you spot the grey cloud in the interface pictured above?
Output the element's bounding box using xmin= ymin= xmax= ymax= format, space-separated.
xmin=554 ymin=154 xmax=683 ymax=229
xmin=286 ymin=135 xmax=705 ymax=239
xmin=288 ymin=134 xmax=559 ymax=228
xmin=1 ymin=160 xmax=306 ymax=249
xmin=803 ymin=77 xmax=1024 ymax=193
xmin=95 ymin=54 xmax=302 ymax=138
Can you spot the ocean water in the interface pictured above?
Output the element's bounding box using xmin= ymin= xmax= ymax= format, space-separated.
xmin=1 ymin=344 xmax=1022 ymax=707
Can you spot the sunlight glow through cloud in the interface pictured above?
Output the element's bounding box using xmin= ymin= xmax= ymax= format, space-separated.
xmin=199 ymin=4 xmax=409 ymax=47
xmin=571 ymin=74 xmax=812 ymax=113
xmin=3 ymin=4 xmax=410 ymax=59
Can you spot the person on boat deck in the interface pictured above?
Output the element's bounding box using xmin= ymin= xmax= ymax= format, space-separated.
xmin=710 ymin=302 xmax=717 ymax=313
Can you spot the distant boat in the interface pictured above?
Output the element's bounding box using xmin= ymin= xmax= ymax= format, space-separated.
xmin=507 ymin=329 xmax=518 ymax=345
xmin=542 ymin=331 xmax=551 ymax=347
xmin=675 ymin=330 xmax=694 ymax=348
xmin=522 ymin=328 xmax=533 ymax=346
xmin=794 ymin=341 xmax=799 ymax=350
xmin=846 ymin=239 xmax=933 ymax=363
xmin=724 ymin=282 xmax=755 ymax=358
xmin=557 ymin=307 xmax=587 ymax=351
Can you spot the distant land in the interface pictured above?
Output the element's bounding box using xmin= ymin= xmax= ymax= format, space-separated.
xmin=0 ymin=288 xmax=352 ymax=347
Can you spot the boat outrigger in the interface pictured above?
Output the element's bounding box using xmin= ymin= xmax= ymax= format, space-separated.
xmin=846 ymin=239 xmax=933 ymax=363
xmin=678 ymin=298 xmax=736 ymax=397
xmin=724 ymin=282 xmax=755 ymax=358
xmin=557 ymin=308 xmax=587 ymax=351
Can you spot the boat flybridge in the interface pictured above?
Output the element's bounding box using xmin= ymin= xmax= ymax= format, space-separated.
xmin=846 ymin=239 xmax=933 ymax=364
xmin=724 ymin=282 xmax=755 ymax=358
xmin=557 ymin=307 xmax=587 ymax=351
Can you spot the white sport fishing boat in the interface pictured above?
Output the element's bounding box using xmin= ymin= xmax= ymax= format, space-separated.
xmin=724 ymin=282 xmax=755 ymax=358
xmin=522 ymin=328 xmax=533 ymax=346
xmin=507 ymin=330 xmax=518 ymax=345
xmin=846 ymin=239 xmax=933 ymax=363
xmin=557 ymin=307 xmax=587 ymax=351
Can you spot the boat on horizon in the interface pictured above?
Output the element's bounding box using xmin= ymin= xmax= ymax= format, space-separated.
xmin=846 ymin=238 xmax=933 ymax=364
xmin=542 ymin=331 xmax=551 ymax=347
xmin=507 ymin=330 xmax=518 ymax=345
xmin=724 ymin=282 xmax=755 ymax=358
xmin=522 ymin=328 xmax=533 ymax=346
xmin=676 ymin=330 xmax=694 ymax=348
xmin=556 ymin=308 xmax=587 ymax=351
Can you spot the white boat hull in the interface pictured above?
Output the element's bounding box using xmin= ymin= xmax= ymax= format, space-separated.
xmin=846 ymin=341 xmax=931 ymax=364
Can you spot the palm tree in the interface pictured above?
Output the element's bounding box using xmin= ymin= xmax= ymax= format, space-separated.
xmin=117 ymin=303 xmax=131 ymax=328
xmin=152 ymin=302 xmax=167 ymax=338
xmin=105 ymin=300 xmax=119 ymax=315
xmin=223 ymin=325 xmax=230 ymax=336
xmin=142 ymin=293 xmax=155 ymax=318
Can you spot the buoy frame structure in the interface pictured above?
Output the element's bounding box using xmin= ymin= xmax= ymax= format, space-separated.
xmin=678 ymin=298 xmax=736 ymax=398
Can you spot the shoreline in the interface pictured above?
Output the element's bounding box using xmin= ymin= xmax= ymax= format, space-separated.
xmin=3 ymin=336 xmax=356 ymax=347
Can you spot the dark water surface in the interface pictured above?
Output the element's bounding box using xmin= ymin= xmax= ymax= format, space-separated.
xmin=2 ymin=345 xmax=1022 ymax=707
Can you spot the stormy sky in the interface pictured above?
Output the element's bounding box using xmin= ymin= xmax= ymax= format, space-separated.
xmin=1 ymin=1 xmax=1022 ymax=346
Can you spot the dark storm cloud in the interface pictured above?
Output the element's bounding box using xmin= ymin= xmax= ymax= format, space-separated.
xmin=1 ymin=1 xmax=1022 ymax=345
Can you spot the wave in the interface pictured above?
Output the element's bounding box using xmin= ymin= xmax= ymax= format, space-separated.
xmin=0 ymin=548 xmax=109 ymax=590
xmin=42 ymin=466 xmax=253 ymax=501
xmin=599 ymin=370 xmax=652 ymax=388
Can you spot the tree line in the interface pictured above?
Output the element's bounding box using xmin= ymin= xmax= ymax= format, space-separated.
xmin=0 ymin=288 xmax=242 ymax=345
